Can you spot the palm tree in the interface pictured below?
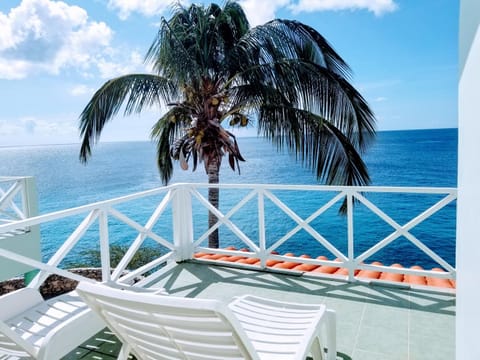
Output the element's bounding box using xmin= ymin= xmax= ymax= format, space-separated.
xmin=78 ymin=1 xmax=376 ymax=248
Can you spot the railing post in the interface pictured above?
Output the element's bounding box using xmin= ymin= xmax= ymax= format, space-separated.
xmin=99 ymin=208 xmax=111 ymax=281
xmin=347 ymin=190 xmax=355 ymax=282
xmin=258 ymin=187 xmax=267 ymax=269
xmin=21 ymin=177 xmax=39 ymax=219
xmin=22 ymin=177 xmax=41 ymax=284
xmin=172 ymin=185 xmax=194 ymax=261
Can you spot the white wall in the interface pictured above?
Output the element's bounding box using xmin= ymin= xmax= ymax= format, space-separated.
xmin=457 ymin=1 xmax=480 ymax=359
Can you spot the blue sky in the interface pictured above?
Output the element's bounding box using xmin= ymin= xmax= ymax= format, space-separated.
xmin=0 ymin=0 xmax=458 ymax=146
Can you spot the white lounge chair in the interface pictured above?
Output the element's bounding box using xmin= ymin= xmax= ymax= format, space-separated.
xmin=0 ymin=287 xmax=105 ymax=359
xmin=76 ymin=281 xmax=337 ymax=360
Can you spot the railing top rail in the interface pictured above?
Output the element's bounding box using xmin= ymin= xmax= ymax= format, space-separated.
xmin=0 ymin=183 xmax=457 ymax=235
xmin=177 ymin=182 xmax=457 ymax=194
xmin=0 ymin=183 xmax=178 ymax=234
xmin=0 ymin=176 xmax=32 ymax=182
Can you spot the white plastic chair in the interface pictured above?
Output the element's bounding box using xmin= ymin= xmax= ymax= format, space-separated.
xmin=0 ymin=287 xmax=105 ymax=359
xmin=76 ymin=281 xmax=336 ymax=360
xmin=229 ymin=295 xmax=336 ymax=360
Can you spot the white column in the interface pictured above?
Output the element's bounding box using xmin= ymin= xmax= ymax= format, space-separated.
xmin=172 ymin=185 xmax=194 ymax=261
xmin=22 ymin=176 xmax=41 ymax=284
xmin=457 ymin=1 xmax=480 ymax=359
xmin=346 ymin=190 xmax=355 ymax=281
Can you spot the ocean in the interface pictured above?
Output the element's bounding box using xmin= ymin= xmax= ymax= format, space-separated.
xmin=0 ymin=128 xmax=457 ymax=269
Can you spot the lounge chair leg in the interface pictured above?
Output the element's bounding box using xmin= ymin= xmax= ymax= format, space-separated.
xmin=310 ymin=336 xmax=323 ymax=359
xmin=326 ymin=309 xmax=337 ymax=360
xmin=117 ymin=344 xmax=131 ymax=360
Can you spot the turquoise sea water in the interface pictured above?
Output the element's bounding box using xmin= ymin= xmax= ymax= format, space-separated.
xmin=0 ymin=128 xmax=457 ymax=268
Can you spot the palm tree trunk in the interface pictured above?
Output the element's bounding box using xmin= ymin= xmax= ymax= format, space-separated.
xmin=207 ymin=158 xmax=220 ymax=248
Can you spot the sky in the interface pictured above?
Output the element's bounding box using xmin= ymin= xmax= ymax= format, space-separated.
xmin=0 ymin=0 xmax=458 ymax=146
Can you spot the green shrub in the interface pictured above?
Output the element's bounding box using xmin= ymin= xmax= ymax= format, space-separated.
xmin=69 ymin=245 xmax=163 ymax=270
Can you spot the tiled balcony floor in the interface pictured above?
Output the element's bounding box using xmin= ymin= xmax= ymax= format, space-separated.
xmin=63 ymin=261 xmax=456 ymax=360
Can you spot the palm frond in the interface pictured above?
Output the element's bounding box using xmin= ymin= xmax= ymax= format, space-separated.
xmin=146 ymin=14 xmax=201 ymax=82
xmin=150 ymin=106 xmax=191 ymax=184
xmin=228 ymin=58 xmax=375 ymax=152
xmin=79 ymin=74 xmax=176 ymax=162
xmin=271 ymin=20 xmax=352 ymax=78
xmin=258 ymin=106 xmax=370 ymax=187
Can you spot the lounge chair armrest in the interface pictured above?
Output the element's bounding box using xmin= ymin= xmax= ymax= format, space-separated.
xmin=0 ymin=288 xmax=44 ymax=320
xmin=38 ymin=308 xmax=105 ymax=360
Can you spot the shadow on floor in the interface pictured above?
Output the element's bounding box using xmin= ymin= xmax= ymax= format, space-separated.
xmin=153 ymin=261 xmax=455 ymax=316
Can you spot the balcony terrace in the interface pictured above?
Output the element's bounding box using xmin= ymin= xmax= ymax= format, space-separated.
xmin=0 ymin=180 xmax=456 ymax=359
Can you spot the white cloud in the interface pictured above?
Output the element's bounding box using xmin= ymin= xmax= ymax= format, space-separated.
xmin=0 ymin=58 xmax=30 ymax=79
xmin=289 ymin=0 xmax=398 ymax=16
xmin=239 ymin=0 xmax=291 ymax=26
xmin=0 ymin=120 xmax=22 ymax=137
xmin=108 ymin=0 xmax=287 ymax=27
xmin=374 ymin=96 xmax=387 ymax=102
xmin=0 ymin=116 xmax=76 ymax=138
xmin=97 ymin=50 xmax=145 ymax=79
xmin=70 ymin=84 xmax=95 ymax=97
xmin=232 ymin=0 xmax=398 ymax=27
xmin=108 ymin=0 xmax=397 ymax=28
xmin=107 ymin=0 xmax=188 ymax=20
xmin=0 ymin=0 xmax=115 ymax=79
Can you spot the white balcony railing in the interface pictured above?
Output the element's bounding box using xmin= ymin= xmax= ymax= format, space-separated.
xmin=0 ymin=183 xmax=457 ymax=290
xmin=0 ymin=176 xmax=36 ymax=225
xmin=0 ymin=176 xmax=41 ymax=281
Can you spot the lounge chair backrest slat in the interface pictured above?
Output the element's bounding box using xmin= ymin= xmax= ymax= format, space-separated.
xmin=77 ymin=282 xmax=258 ymax=360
